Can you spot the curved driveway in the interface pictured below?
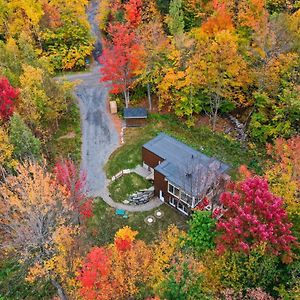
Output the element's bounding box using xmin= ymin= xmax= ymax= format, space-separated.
xmin=58 ymin=0 xmax=162 ymax=211
xmin=63 ymin=66 xmax=119 ymax=196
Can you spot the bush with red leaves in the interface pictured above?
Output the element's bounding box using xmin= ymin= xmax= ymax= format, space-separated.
xmin=54 ymin=160 xmax=93 ymax=219
xmin=0 ymin=77 xmax=18 ymax=120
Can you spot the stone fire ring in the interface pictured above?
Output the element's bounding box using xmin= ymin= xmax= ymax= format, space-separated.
xmin=144 ymin=215 xmax=156 ymax=225
xmin=154 ymin=210 xmax=164 ymax=219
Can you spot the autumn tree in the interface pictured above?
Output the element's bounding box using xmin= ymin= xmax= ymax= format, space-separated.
xmin=216 ymin=177 xmax=297 ymax=259
xmin=9 ymin=114 xmax=41 ymax=160
xmin=124 ymin=0 xmax=143 ymax=28
xmin=0 ymin=126 xmax=17 ymax=170
xmin=189 ymin=29 xmax=251 ymax=130
xmin=159 ymin=253 xmax=208 ymax=300
xmin=137 ymin=3 xmax=169 ymax=110
xmin=54 ymin=159 xmax=93 ymax=223
xmin=0 ymin=77 xmax=18 ymax=120
xmin=78 ymin=226 xmax=152 ymax=300
xmin=150 ymin=225 xmax=184 ymax=290
xmin=0 ymin=162 xmax=80 ymax=300
xmin=18 ymin=64 xmax=68 ymax=133
xmin=201 ymin=245 xmax=282 ymax=296
xmin=167 ymin=0 xmax=185 ymax=36
xmin=99 ymin=23 xmax=144 ymax=107
xmin=265 ymin=136 xmax=300 ymax=216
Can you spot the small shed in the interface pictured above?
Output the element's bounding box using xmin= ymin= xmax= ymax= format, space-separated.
xmin=110 ymin=101 xmax=117 ymax=114
xmin=124 ymin=107 xmax=148 ymax=127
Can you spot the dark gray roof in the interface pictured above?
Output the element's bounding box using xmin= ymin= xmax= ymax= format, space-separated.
xmin=124 ymin=107 xmax=147 ymax=119
xmin=143 ymin=133 xmax=230 ymax=197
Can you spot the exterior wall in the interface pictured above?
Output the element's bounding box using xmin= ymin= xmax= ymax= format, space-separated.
xmin=154 ymin=170 xmax=168 ymax=198
xmin=154 ymin=171 xmax=190 ymax=216
xmin=142 ymin=147 xmax=164 ymax=170
xmin=125 ymin=118 xmax=147 ymax=127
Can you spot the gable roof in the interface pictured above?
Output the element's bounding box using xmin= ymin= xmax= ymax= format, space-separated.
xmin=143 ymin=133 xmax=230 ymax=197
xmin=124 ymin=107 xmax=148 ymax=119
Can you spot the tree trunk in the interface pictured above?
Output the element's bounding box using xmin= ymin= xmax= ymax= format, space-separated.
xmin=147 ymin=83 xmax=152 ymax=111
xmin=51 ymin=279 xmax=68 ymax=300
xmin=124 ymin=90 xmax=129 ymax=108
xmin=211 ymin=92 xmax=221 ymax=132
xmin=233 ymin=0 xmax=239 ymax=26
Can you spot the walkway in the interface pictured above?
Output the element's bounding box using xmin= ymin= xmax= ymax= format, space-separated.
xmin=100 ymin=179 xmax=162 ymax=212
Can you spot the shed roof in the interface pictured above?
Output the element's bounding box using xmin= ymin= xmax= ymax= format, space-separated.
xmin=143 ymin=133 xmax=230 ymax=197
xmin=124 ymin=107 xmax=147 ymax=119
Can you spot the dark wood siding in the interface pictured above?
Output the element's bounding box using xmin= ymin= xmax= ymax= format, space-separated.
xmin=142 ymin=147 xmax=164 ymax=169
xmin=154 ymin=170 xmax=191 ymax=216
xmin=125 ymin=118 xmax=147 ymax=127
xmin=154 ymin=170 xmax=168 ymax=197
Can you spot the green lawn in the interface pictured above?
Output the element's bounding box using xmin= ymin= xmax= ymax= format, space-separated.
xmin=108 ymin=173 xmax=152 ymax=202
xmin=0 ymin=260 xmax=55 ymax=300
xmin=105 ymin=114 xmax=264 ymax=179
xmin=46 ymin=103 xmax=81 ymax=164
xmin=86 ymin=198 xmax=188 ymax=245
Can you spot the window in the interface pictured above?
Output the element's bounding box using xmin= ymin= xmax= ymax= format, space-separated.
xmin=169 ymin=197 xmax=177 ymax=207
xmin=168 ymin=183 xmax=174 ymax=194
xmin=180 ymin=192 xmax=193 ymax=205
xmin=177 ymin=201 xmax=188 ymax=215
xmin=168 ymin=182 xmax=180 ymax=198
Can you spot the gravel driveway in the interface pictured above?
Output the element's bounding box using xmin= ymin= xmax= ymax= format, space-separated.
xmin=62 ymin=67 xmax=119 ymax=196
xmin=57 ymin=0 xmax=162 ymax=211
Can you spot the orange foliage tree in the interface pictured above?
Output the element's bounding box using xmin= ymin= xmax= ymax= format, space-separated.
xmin=78 ymin=226 xmax=152 ymax=300
xmin=0 ymin=161 xmax=81 ymax=300
xmin=265 ymin=136 xmax=300 ymax=216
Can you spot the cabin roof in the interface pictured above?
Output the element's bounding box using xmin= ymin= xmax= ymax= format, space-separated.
xmin=143 ymin=133 xmax=230 ymax=197
xmin=124 ymin=107 xmax=148 ymax=119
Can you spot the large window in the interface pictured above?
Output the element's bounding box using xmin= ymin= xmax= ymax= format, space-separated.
xmin=177 ymin=201 xmax=189 ymax=215
xmin=180 ymin=192 xmax=193 ymax=206
xmin=169 ymin=197 xmax=177 ymax=207
xmin=168 ymin=182 xmax=180 ymax=197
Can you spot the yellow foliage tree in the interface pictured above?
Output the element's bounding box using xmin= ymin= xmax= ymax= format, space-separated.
xmin=189 ymin=29 xmax=252 ymax=130
xmin=149 ymin=225 xmax=184 ymax=289
xmin=0 ymin=126 xmax=17 ymax=169
xmin=97 ymin=0 xmax=111 ymax=31
xmin=18 ymin=64 xmax=47 ymax=128
xmin=115 ymin=225 xmax=138 ymax=242
xmin=265 ymin=136 xmax=300 ymax=216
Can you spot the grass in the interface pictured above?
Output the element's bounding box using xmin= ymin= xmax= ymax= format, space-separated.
xmin=108 ymin=173 xmax=152 ymax=202
xmin=87 ymin=198 xmax=188 ymax=245
xmin=105 ymin=114 xmax=264 ymax=179
xmin=46 ymin=103 xmax=81 ymax=164
xmin=0 ymin=260 xmax=55 ymax=300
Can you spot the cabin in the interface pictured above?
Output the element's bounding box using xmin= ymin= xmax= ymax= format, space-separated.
xmin=124 ymin=107 xmax=148 ymax=127
xmin=142 ymin=133 xmax=230 ymax=216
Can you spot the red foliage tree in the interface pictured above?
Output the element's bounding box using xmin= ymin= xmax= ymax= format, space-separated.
xmin=98 ymin=23 xmax=144 ymax=107
xmin=216 ymin=177 xmax=297 ymax=258
xmin=78 ymin=247 xmax=114 ymax=300
xmin=78 ymin=229 xmax=151 ymax=300
xmin=0 ymin=77 xmax=18 ymax=120
xmin=53 ymin=160 xmax=93 ymax=220
xmin=124 ymin=0 xmax=142 ymax=28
